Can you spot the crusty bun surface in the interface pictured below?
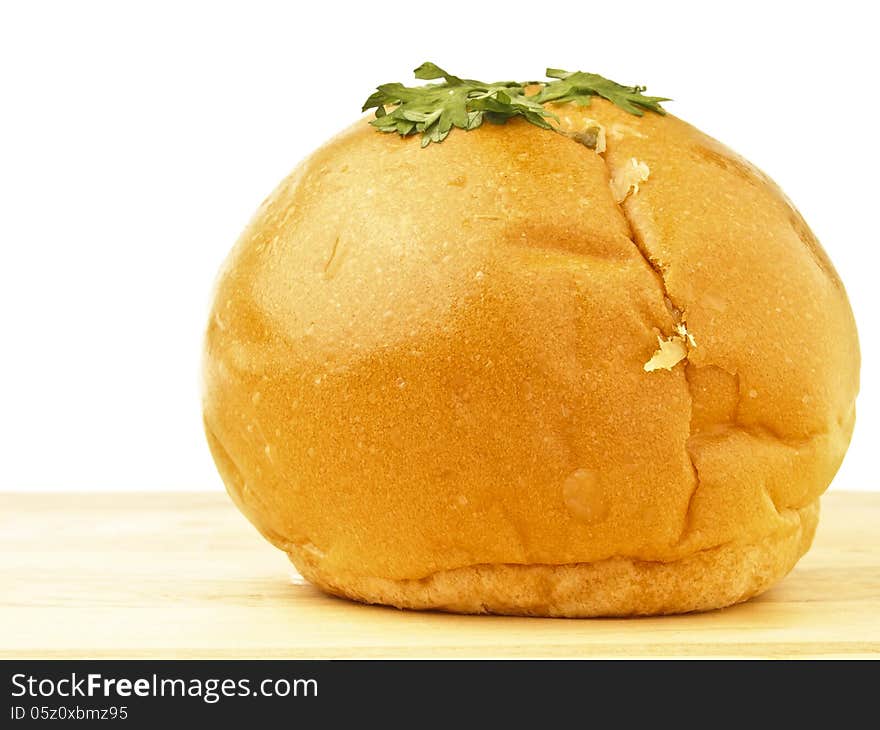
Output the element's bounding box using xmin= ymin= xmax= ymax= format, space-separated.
xmin=203 ymin=99 xmax=859 ymax=616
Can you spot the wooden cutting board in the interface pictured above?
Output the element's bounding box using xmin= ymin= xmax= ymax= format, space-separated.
xmin=2 ymin=491 xmax=878 ymax=658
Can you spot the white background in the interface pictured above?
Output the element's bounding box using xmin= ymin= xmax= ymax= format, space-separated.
xmin=1 ymin=1 xmax=876 ymax=492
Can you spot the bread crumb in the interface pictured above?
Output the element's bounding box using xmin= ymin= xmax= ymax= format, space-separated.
xmin=611 ymin=158 xmax=650 ymax=203
xmin=674 ymin=322 xmax=697 ymax=347
xmin=644 ymin=324 xmax=695 ymax=372
xmin=569 ymin=121 xmax=607 ymax=154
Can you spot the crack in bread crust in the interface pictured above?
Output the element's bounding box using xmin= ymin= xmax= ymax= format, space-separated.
xmin=591 ymin=144 xmax=703 ymax=544
xmin=590 ymin=143 xmax=839 ymax=545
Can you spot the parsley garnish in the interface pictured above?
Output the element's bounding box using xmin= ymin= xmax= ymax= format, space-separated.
xmin=535 ymin=69 xmax=669 ymax=116
xmin=362 ymin=62 xmax=554 ymax=148
xmin=363 ymin=63 xmax=669 ymax=146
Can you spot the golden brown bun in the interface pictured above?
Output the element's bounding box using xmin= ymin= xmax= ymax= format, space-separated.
xmin=289 ymin=502 xmax=818 ymax=616
xmin=202 ymin=99 xmax=859 ymax=616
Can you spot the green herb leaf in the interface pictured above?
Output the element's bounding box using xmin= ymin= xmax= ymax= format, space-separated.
xmin=362 ymin=63 xmax=669 ymax=145
xmin=536 ymin=68 xmax=669 ymax=116
xmin=412 ymin=61 xmax=461 ymax=84
xmin=362 ymin=62 xmax=557 ymax=147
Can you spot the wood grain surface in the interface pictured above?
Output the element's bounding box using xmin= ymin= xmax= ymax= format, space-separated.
xmin=1 ymin=491 xmax=878 ymax=658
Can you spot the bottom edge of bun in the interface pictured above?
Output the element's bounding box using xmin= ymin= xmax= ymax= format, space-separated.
xmin=287 ymin=500 xmax=819 ymax=617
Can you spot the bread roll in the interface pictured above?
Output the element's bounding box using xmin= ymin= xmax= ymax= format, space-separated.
xmin=202 ymin=97 xmax=859 ymax=616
